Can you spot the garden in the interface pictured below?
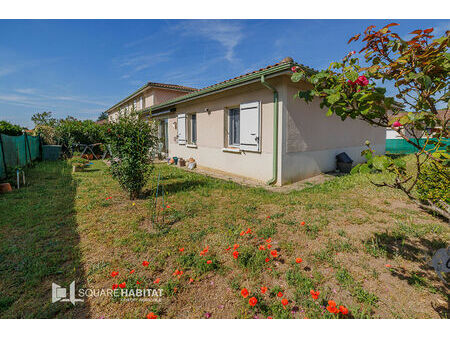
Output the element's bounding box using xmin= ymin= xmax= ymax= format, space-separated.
xmin=0 ymin=156 xmax=448 ymax=318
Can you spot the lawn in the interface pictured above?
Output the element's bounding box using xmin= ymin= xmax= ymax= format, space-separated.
xmin=0 ymin=159 xmax=448 ymax=318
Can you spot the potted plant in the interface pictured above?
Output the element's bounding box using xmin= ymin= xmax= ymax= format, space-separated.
xmin=70 ymin=157 xmax=89 ymax=172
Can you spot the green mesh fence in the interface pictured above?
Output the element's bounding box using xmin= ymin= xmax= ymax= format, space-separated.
xmin=0 ymin=133 xmax=41 ymax=179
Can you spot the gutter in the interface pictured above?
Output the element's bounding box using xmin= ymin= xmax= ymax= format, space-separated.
xmin=260 ymin=75 xmax=278 ymax=185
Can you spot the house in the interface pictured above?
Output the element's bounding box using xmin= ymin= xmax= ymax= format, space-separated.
xmin=143 ymin=57 xmax=385 ymax=186
xmin=105 ymin=82 xmax=197 ymax=122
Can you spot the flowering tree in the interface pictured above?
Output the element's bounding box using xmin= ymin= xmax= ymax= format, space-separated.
xmin=292 ymin=23 xmax=449 ymax=219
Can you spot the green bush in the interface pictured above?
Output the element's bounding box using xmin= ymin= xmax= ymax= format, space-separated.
xmin=56 ymin=118 xmax=107 ymax=148
xmin=0 ymin=121 xmax=23 ymax=136
xmin=416 ymin=162 xmax=450 ymax=210
xmin=105 ymin=112 xmax=157 ymax=199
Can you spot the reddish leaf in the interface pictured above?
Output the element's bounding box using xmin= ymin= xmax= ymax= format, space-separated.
xmin=424 ymin=28 xmax=434 ymax=34
xmin=385 ymin=23 xmax=399 ymax=28
xmin=409 ymin=29 xmax=422 ymax=35
xmin=348 ymin=33 xmax=361 ymax=44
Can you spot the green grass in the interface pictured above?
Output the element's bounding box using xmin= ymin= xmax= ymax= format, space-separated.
xmin=0 ymin=159 xmax=448 ymax=319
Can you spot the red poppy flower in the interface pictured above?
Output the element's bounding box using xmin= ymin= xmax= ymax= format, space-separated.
xmin=241 ymin=288 xmax=249 ymax=298
xmin=119 ymin=282 xmax=126 ymax=289
xmin=281 ymin=298 xmax=288 ymax=306
xmin=240 ymin=231 xmax=245 ymax=236
xmin=265 ymin=257 xmax=270 ymax=263
xmin=233 ymin=244 xmax=239 ymax=250
xmin=110 ymin=271 xmax=119 ymax=277
xmin=267 ymin=244 xmax=272 ymax=249
xmin=166 ymin=205 xmax=170 ymax=208
xmin=173 ymin=269 xmax=183 ymax=277
xmin=142 ymin=261 xmax=149 ymax=267
xmin=270 ymin=250 xmax=277 ymax=257
xmin=328 ymin=300 xmax=337 ymax=307
xmin=327 ymin=305 xmax=338 ymax=314
xmin=206 ymin=260 xmax=212 ymax=264
xmin=259 ymin=245 xmax=265 ymax=251
xmin=129 ymin=269 xmax=135 ymax=274
xmin=136 ymin=281 xmax=141 ymax=285
xmin=226 ymin=246 xmax=231 ymax=251
xmin=267 ymin=316 xmax=273 ymax=319
xmin=146 ymin=312 xmax=157 ymax=319
xmin=233 ymin=251 xmax=239 ymax=259
xmin=338 ymin=305 xmax=349 ymax=315
xmin=310 ymin=290 xmax=320 ymax=300
xmin=200 ymin=245 xmax=209 ymax=256
xmin=179 ymin=248 xmax=185 ymax=252
xmin=300 ymin=221 xmax=306 ymax=226
xmin=245 ymin=228 xmax=252 ymax=234
xmin=153 ymin=278 xmax=160 ymax=284
xmin=112 ymin=283 xmax=118 ymax=290
xmin=266 ymin=215 xmax=270 ymax=219
xmin=261 ymin=286 xmax=268 ymax=294
xmin=189 ymin=278 xmax=194 ymax=283
xmin=249 ymin=297 xmax=257 ymax=307
xmin=385 ymin=264 xmax=391 ymax=268
xmin=266 ymin=238 xmax=272 ymax=243
xmin=277 ymin=292 xmax=283 ymax=298
xmin=296 ymin=257 xmax=303 ymax=263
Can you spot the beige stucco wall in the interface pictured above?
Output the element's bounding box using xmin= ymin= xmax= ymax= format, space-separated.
xmin=280 ymin=78 xmax=386 ymax=184
xmin=164 ymin=80 xmax=284 ymax=184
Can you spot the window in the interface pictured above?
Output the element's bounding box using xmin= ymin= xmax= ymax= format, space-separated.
xmin=228 ymin=108 xmax=240 ymax=146
xmin=188 ymin=114 xmax=197 ymax=144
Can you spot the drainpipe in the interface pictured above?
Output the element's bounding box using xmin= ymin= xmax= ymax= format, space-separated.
xmin=261 ymin=75 xmax=278 ymax=185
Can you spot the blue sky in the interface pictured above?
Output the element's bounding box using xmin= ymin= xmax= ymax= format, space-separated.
xmin=0 ymin=19 xmax=448 ymax=128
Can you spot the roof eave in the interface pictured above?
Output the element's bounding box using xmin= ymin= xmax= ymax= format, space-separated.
xmin=106 ymin=83 xmax=196 ymax=113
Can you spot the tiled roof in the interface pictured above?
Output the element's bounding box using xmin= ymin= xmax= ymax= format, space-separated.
xmin=106 ymin=82 xmax=197 ymax=113
xmin=149 ymin=57 xmax=317 ymax=114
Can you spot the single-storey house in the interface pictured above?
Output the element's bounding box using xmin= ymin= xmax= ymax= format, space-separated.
xmin=107 ymin=57 xmax=386 ymax=186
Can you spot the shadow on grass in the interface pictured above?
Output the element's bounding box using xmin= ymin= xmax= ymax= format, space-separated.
xmin=368 ymin=231 xmax=448 ymax=317
xmin=142 ymin=178 xmax=211 ymax=198
xmin=0 ymin=161 xmax=89 ymax=318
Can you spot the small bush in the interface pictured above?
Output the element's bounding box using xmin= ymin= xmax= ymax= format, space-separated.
xmin=105 ymin=112 xmax=158 ymax=199
xmin=416 ymin=162 xmax=450 ymax=211
xmin=0 ymin=120 xmax=23 ymax=136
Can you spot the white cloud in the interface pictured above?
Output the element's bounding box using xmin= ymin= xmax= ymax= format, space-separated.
xmin=175 ymin=20 xmax=244 ymax=63
xmin=15 ymin=88 xmax=37 ymax=94
xmin=114 ymin=51 xmax=173 ymax=73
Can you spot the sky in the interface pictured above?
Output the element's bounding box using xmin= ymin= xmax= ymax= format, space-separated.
xmin=0 ymin=19 xmax=448 ymax=128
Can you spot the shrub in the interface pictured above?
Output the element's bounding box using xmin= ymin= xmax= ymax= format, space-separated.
xmin=56 ymin=118 xmax=107 ymax=149
xmin=416 ymin=162 xmax=450 ymax=211
xmin=0 ymin=121 xmax=23 ymax=136
xmin=105 ymin=112 xmax=158 ymax=199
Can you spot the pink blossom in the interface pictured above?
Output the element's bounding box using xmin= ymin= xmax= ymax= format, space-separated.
xmin=392 ymin=121 xmax=402 ymax=128
xmin=356 ymin=75 xmax=369 ymax=86
xmin=291 ymin=66 xmax=299 ymax=73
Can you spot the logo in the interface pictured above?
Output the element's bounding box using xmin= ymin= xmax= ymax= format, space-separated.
xmin=52 ymin=281 xmax=84 ymax=305
xmin=430 ymin=247 xmax=449 ymax=283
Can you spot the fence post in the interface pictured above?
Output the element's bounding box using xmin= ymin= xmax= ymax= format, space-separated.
xmin=0 ymin=134 xmax=7 ymax=177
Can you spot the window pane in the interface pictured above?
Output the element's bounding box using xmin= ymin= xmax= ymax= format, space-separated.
xmin=229 ymin=108 xmax=240 ymax=145
xmin=192 ymin=114 xmax=197 ymax=144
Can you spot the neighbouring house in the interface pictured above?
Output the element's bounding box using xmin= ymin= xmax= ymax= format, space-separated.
xmin=105 ymin=82 xmax=197 ymax=122
xmin=107 ymin=57 xmax=386 ymax=186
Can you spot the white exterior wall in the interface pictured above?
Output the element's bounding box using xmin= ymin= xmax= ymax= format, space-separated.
xmin=163 ymin=80 xmax=283 ymax=184
xmin=280 ymin=78 xmax=386 ymax=184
